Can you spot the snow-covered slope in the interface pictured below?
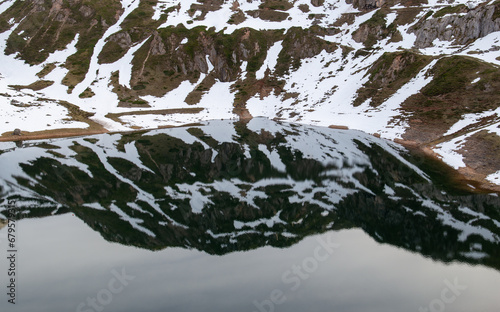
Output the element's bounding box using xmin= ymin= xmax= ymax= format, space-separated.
xmin=0 ymin=0 xmax=499 ymax=187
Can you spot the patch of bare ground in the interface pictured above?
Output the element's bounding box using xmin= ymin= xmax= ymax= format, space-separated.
xmin=228 ymin=10 xmax=246 ymax=25
xmin=61 ymin=71 xmax=83 ymax=94
xmin=189 ymin=0 xmax=225 ymax=20
xmin=396 ymin=134 xmax=500 ymax=193
xmin=354 ymin=51 xmax=432 ymax=108
xmin=105 ymin=108 xmax=205 ymax=125
xmin=36 ymin=63 xmax=57 ymax=78
xmin=0 ymin=128 xmax=108 ymax=142
xmin=393 ymin=7 xmax=425 ymax=26
xmin=79 ymin=87 xmax=95 ymax=98
xmin=328 ymin=125 xmax=349 ymax=130
xmin=332 ymin=13 xmax=357 ymax=27
xmin=399 ymin=125 xmax=500 ymax=193
xmin=231 ymin=73 xmax=285 ymax=120
xmin=185 ymin=74 xmax=216 ymax=105
xmin=246 ymin=9 xmax=289 ymax=22
xmin=403 ymin=111 xmax=452 ymax=144
xmin=9 ymin=80 xmax=54 ymax=91
xmin=108 ymin=71 xmax=152 ymax=107
xmin=396 ymin=56 xmax=500 ymax=192
xmin=402 ymin=56 xmax=500 ymax=144
xmin=453 ymin=130 xmax=500 ymax=191
xmin=233 ymin=106 xmax=253 ymax=120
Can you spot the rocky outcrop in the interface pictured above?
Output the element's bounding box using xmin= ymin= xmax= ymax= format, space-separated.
xmin=79 ymin=5 xmax=95 ymax=18
xmin=352 ymin=22 xmax=385 ymax=45
xmin=411 ymin=3 xmax=500 ymax=48
xmin=346 ymin=0 xmax=384 ymax=10
xmin=311 ymin=0 xmax=325 ymax=7
xmin=107 ymin=32 xmax=133 ymax=50
xmin=150 ymin=32 xmax=166 ymax=55
xmin=352 ymin=10 xmax=398 ymax=47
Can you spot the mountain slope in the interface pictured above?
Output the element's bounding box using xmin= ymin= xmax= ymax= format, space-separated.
xmin=0 ymin=0 xmax=499 ymax=188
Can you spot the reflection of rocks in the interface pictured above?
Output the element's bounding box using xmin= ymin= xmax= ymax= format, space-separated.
xmin=1 ymin=120 xmax=500 ymax=270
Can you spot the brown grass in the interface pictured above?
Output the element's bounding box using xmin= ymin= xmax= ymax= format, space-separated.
xmin=0 ymin=128 xmax=108 ymax=142
xmin=9 ymin=80 xmax=54 ymax=91
xmin=105 ymin=107 xmax=205 ymax=124
xmin=36 ymin=63 xmax=56 ymax=78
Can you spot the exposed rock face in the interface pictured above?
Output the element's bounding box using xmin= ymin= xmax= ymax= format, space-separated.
xmin=150 ymin=32 xmax=166 ymax=55
xmin=346 ymin=0 xmax=384 ymax=10
xmin=311 ymin=0 xmax=325 ymax=7
xmin=30 ymin=0 xmax=47 ymax=13
xmin=412 ymin=4 xmax=500 ymax=48
xmin=108 ymin=32 xmax=133 ymax=49
xmin=373 ymin=53 xmax=420 ymax=87
xmin=284 ymin=28 xmax=336 ymax=59
xmin=352 ymin=22 xmax=384 ymax=43
xmin=79 ymin=5 xmax=94 ymax=18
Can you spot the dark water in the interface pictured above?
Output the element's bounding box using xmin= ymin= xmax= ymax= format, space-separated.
xmin=0 ymin=118 xmax=499 ymax=311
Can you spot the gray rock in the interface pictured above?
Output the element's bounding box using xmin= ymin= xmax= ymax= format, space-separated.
xmin=12 ymin=129 xmax=21 ymax=136
xmin=150 ymin=32 xmax=166 ymax=55
xmin=194 ymin=53 xmax=209 ymax=73
xmin=311 ymin=0 xmax=325 ymax=7
xmin=79 ymin=5 xmax=94 ymax=18
xmin=345 ymin=0 xmax=384 ymax=10
xmin=411 ymin=4 xmax=500 ymax=48
xmin=108 ymin=32 xmax=133 ymax=49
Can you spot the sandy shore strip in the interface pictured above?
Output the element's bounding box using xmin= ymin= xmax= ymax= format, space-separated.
xmin=0 ymin=128 xmax=108 ymax=142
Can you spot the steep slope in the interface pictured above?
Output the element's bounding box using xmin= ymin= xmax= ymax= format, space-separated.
xmin=0 ymin=0 xmax=499 ymax=189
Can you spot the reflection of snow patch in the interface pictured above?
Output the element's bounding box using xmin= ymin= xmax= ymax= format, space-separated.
xmin=258 ymin=144 xmax=286 ymax=172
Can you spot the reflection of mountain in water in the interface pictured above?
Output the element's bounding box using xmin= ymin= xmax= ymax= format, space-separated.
xmin=1 ymin=119 xmax=499 ymax=269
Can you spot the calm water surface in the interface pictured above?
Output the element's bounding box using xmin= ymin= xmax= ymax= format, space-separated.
xmin=0 ymin=119 xmax=499 ymax=311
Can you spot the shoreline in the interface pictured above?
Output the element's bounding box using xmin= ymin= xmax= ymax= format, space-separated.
xmin=1 ymin=123 xmax=499 ymax=194
xmin=396 ymin=140 xmax=500 ymax=194
xmin=0 ymin=128 xmax=109 ymax=142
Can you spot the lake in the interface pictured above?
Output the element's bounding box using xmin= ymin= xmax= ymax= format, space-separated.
xmin=0 ymin=118 xmax=499 ymax=311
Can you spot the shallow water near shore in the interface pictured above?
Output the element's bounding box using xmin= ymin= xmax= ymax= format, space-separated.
xmin=0 ymin=118 xmax=499 ymax=311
